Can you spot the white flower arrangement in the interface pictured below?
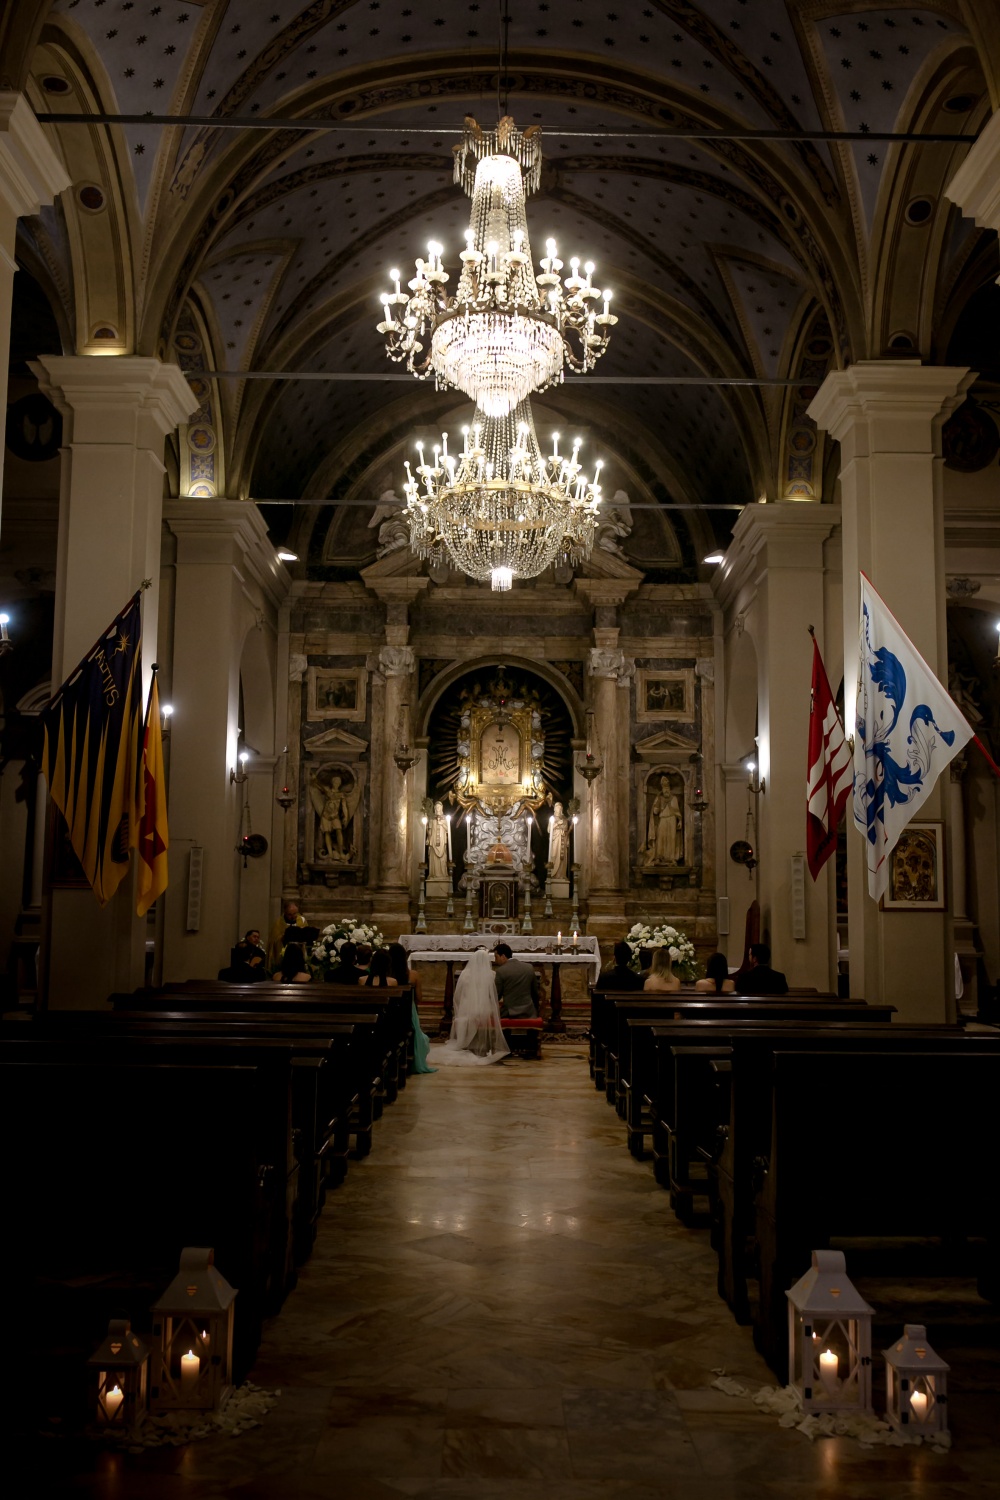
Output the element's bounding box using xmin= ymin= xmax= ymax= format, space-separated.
xmin=311 ymin=919 xmax=385 ymax=977
xmin=624 ymin=921 xmax=698 ymax=981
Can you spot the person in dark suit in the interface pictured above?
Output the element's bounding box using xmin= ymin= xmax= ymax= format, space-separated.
xmin=734 ymin=942 xmax=788 ymax=995
xmin=492 ymin=943 xmax=539 ymax=1017
xmin=328 ymin=939 xmax=366 ymax=985
xmin=598 ymin=940 xmax=644 ymax=991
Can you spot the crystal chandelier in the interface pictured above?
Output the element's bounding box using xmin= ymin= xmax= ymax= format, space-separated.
xmin=401 ymin=399 xmax=603 ymax=590
xmin=376 ymin=117 xmax=616 ymax=417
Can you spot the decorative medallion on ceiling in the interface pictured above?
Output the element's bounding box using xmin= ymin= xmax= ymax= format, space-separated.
xmin=376 ymin=116 xmax=617 ymax=417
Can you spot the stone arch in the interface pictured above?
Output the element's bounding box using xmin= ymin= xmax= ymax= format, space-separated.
xmin=416 ymin=654 xmax=585 ymax=745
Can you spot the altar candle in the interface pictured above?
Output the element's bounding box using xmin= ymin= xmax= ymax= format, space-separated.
xmin=910 ymin=1390 xmax=928 ymax=1421
xmin=818 ymin=1349 xmax=838 ymax=1387
xmin=105 ymin=1384 xmax=124 ymax=1419
xmin=181 ymin=1349 xmax=200 ymax=1393
xmin=573 ymin=930 xmax=578 ymax=945
xmin=446 ymin=814 xmax=452 ymax=861
xmin=557 ymin=931 xmax=562 ymax=948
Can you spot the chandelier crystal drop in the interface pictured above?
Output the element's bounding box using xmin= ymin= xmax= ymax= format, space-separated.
xmin=402 ymin=399 xmax=603 ymax=590
xmin=376 ymin=117 xmax=616 ymax=416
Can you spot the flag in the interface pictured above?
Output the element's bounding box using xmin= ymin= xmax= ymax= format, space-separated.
xmin=137 ymin=671 xmax=169 ymax=916
xmin=853 ymin=574 xmax=973 ymax=900
xmin=41 ymin=593 xmax=144 ymax=905
xmin=806 ymin=633 xmax=852 ymax=880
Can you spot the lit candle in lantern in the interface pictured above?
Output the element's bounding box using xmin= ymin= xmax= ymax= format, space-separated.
xmin=181 ymin=1349 xmax=200 ymax=1393
xmin=818 ymin=1349 xmax=839 ymax=1388
xmin=910 ymin=1390 xmax=928 ymax=1421
xmin=105 ymin=1384 xmax=124 ymax=1418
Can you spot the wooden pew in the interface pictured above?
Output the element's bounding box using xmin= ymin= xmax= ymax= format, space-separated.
xmin=616 ymin=997 xmax=893 ymax=1144
xmin=752 ymin=1047 xmax=1000 ymax=1379
xmin=1 ymin=1043 xmax=286 ymax=1378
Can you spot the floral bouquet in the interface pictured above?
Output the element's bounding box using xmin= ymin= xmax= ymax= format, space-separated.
xmin=311 ymin=919 xmax=385 ymax=978
xmin=624 ymin=921 xmax=698 ymax=982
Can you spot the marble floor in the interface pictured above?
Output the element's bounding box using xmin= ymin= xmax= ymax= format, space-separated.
xmin=39 ymin=1047 xmax=999 ymax=1497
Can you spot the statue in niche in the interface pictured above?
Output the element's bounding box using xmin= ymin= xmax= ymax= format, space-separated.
xmin=644 ymin=773 xmax=684 ymax=866
xmin=547 ymin=801 xmax=570 ymax=882
xmin=427 ymin=801 xmax=451 ymax=881
xmin=308 ymin=765 xmax=362 ymax=863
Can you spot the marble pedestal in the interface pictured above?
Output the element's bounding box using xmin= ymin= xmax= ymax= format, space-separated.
xmin=547 ymin=879 xmax=570 ymax=901
xmin=425 ymin=878 xmax=453 ymax=899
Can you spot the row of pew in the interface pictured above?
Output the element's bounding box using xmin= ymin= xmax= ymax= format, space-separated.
xmin=1 ymin=980 xmax=415 ymax=1411
xmin=589 ymin=987 xmax=1000 ymax=1378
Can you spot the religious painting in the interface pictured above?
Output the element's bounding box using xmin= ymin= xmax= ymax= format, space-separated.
xmin=479 ymin=722 xmax=520 ymax=786
xmin=881 ymin=822 xmax=945 ymax=911
xmin=636 ymin=668 xmax=695 ymax=723
xmin=307 ymin=666 xmax=366 ymax=722
xmin=641 ymin=769 xmax=686 ymax=867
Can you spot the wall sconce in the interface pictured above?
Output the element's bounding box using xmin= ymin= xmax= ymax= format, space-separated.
xmin=746 ymin=757 xmax=766 ymax=797
xmin=161 ymin=701 xmax=173 ymax=735
xmin=230 ymin=750 xmax=249 ymax=785
xmin=0 ymin=612 xmax=11 ymax=658
xmin=993 ymin=621 xmax=1000 ymax=671
xmin=277 ymin=548 xmax=298 ymax=563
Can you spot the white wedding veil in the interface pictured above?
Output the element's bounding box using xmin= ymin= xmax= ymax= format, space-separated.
xmin=437 ymin=948 xmax=510 ymax=1064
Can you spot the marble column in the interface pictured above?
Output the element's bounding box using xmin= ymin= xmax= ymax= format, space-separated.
xmin=29 ymin=356 xmax=195 ymax=1008
xmin=809 ymin=361 xmax=973 ymax=1021
xmin=724 ymin=505 xmax=840 ymax=990
xmin=372 ymin=639 xmax=416 ymax=932
xmin=0 ymin=94 xmax=70 ymax=532
xmin=161 ymin=500 xmax=285 ymax=982
xmin=945 ymin=108 xmax=1000 ymax=285
xmin=586 ymin=638 xmax=634 ymax=937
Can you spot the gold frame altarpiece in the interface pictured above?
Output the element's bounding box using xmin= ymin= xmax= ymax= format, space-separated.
xmin=455 ymin=699 xmax=546 ymax=819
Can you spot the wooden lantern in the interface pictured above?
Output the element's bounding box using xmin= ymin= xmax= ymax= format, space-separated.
xmin=883 ymin=1324 xmax=949 ymax=1437
xmin=786 ymin=1249 xmax=874 ymax=1414
xmin=150 ymin=1247 xmax=237 ymax=1412
xmin=87 ymin=1317 xmax=149 ymax=1429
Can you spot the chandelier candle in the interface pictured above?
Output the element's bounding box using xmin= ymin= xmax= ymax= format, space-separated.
xmin=376 ymin=116 xmax=616 ymax=415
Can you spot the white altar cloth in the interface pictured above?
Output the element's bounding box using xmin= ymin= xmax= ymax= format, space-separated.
xmin=397 ymin=932 xmax=601 ymax=985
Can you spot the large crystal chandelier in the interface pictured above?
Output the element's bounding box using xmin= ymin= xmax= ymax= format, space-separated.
xmin=401 ymin=399 xmax=603 ymax=591
xmin=377 ymin=117 xmax=616 ymax=417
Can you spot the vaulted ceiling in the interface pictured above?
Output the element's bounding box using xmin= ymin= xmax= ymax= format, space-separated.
xmin=8 ymin=0 xmax=998 ymax=575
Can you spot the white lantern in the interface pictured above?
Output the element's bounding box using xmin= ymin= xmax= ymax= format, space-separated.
xmin=150 ymin=1247 xmax=237 ymax=1412
xmin=883 ymin=1324 xmax=949 ymax=1437
xmin=87 ymin=1317 xmax=149 ymax=1429
xmin=786 ymin=1249 xmax=874 ymax=1414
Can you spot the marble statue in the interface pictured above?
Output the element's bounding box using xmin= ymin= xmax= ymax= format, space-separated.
xmin=595 ymin=489 xmax=634 ymax=558
xmin=547 ymin=801 xmax=570 ymax=882
xmin=427 ymin=801 xmax=450 ymax=881
xmin=367 ymin=489 xmax=409 ymax=557
xmin=308 ymin=767 xmax=360 ymax=863
xmin=644 ymin=774 xmax=683 ymax=865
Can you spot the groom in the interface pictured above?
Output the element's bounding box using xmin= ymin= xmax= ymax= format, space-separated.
xmin=492 ymin=943 xmax=539 ymax=1018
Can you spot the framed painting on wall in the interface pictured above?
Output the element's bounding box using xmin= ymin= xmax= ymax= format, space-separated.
xmin=636 ymin=668 xmax=695 ymax=723
xmin=307 ymin=666 xmax=366 ymax=723
xmin=881 ymin=821 xmax=946 ymax=911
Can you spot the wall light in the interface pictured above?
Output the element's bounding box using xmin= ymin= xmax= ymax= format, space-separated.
xmin=0 ymin=612 xmax=10 ymax=657
xmin=161 ymin=702 xmax=174 ymax=734
xmin=703 ymin=552 xmax=724 ymax=565
xmin=230 ymin=750 xmax=249 ymax=785
xmin=277 ymin=549 xmax=298 ymax=562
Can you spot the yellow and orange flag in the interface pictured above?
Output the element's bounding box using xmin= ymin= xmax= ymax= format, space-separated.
xmin=41 ymin=593 xmax=145 ymax=905
xmin=136 ymin=670 xmax=169 ymax=916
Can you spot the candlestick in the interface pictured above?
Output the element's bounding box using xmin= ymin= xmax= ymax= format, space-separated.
xmin=180 ymin=1349 xmax=200 ymax=1394
xmin=818 ymin=1349 xmax=838 ymax=1389
xmin=105 ymin=1384 xmax=124 ymax=1419
xmin=909 ymin=1390 xmax=928 ymax=1421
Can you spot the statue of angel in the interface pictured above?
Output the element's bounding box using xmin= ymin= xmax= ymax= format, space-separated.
xmin=309 ymin=766 xmax=362 ymax=862
xmin=596 ymin=489 xmax=634 ymax=558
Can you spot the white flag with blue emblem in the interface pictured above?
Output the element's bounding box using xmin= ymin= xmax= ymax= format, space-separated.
xmin=854 ymin=574 xmax=973 ymax=901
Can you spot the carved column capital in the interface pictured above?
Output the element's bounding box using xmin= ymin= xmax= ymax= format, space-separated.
xmin=588 ymin=647 xmax=634 ymax=686
xmin=379 ymin=644 xmax=415 ymax=678
xmin=288 ymin=653 xmax=307 ymax=684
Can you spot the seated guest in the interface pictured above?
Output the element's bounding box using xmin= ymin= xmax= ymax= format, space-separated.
xmin=268 ymin=899 xmax=307 ymax=968
xmin=278 ymin=942 xmax=312 ymax=984
xmin=643 ymin=946 xmax=681 ymax=992
xmin=355 ymin=943 xmax=373 ymax=976
xmin=598 ymin=940 xmax=644 ymax=991
xmin=734 ymin=942 xmax=788 ymax=996
xmin=388 ymin=942 xmax=435 ymax=1075
xmin=228 ymin=928 xmax=268 ymax=983
xmin=695 ymin=951 xmax=736 ymax=994
xmin=492 ymin=942 xmax=539 ymax=1017
xmin=363 ymin=949 xmax=397 ymax=988
xmin=327 ymin=940 xmax=365 ymax=985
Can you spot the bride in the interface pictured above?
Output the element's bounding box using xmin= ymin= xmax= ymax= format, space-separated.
xmin=429 ymin=948 xmax=510 ymax=1066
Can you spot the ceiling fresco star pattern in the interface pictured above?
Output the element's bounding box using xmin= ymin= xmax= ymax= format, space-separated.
xmin=17 ymin=0 xmax=994 ymax=574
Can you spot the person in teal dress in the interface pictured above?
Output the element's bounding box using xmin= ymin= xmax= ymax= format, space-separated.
xmin=387 ymin=942 xmax=436 ymax=1073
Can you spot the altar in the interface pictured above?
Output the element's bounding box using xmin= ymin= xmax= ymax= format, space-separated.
xmin=398 ymin=932 xmax=601 ymax=1032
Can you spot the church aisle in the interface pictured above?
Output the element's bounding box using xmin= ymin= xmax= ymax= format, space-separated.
xmin=73 ymin=1050 xmax=998 ymax=1498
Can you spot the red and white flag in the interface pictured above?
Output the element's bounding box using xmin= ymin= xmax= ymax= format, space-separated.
xmin=807 ymin=632 xmax=852 ymax=880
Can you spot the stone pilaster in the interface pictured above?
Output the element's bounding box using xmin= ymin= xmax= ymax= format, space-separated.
xmin=945 ymin=108 xmax=1000 ymax=285
xmin=0 ymin=94 xmax=70 ymax=531
xmin=26 ymin=356 xmax=196 ymax=1007
xmin=808 ymin=361 xmax=973 ymax=1020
